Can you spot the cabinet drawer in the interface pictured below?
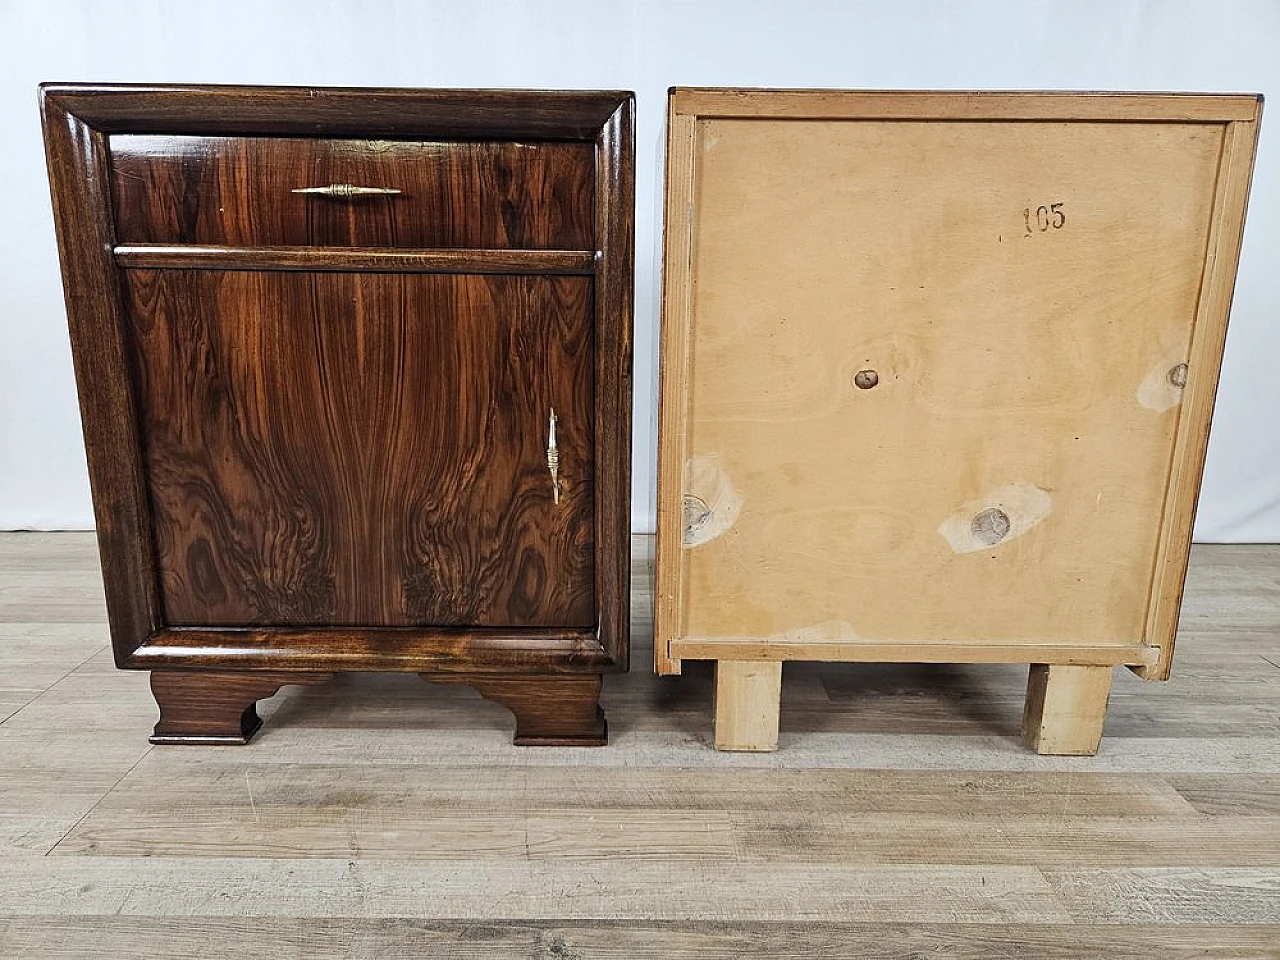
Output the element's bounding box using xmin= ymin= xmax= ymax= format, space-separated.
xmin=109 ymin=134 xmax=596 ymax=250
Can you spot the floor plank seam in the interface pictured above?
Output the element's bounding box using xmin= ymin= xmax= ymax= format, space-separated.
xmin=0 ymin=643 xmax=110 ymax=729
xmin=43 ymin=745 xmax=154 ymax=857
xmin=0 ymin=702 xmax=28 ymax=725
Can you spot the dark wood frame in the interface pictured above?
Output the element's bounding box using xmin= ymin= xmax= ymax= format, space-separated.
xmin=41 ymin=83 xmax=633 ymax=742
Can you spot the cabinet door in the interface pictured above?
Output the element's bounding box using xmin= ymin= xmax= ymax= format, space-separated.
xmin=123 ymin=270 xmax=595 ymax=628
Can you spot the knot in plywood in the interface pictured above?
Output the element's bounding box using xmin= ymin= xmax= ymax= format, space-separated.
xmin=681 ymin=454 xmax=743 ymax=548
xmin=970 ymin=507 xmax=1012 ymax=546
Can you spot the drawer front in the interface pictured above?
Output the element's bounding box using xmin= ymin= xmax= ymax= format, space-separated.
xmin=123 ymin=269 xmax=596 ymax=629
xmin=109 ymin=134 xmax=596 ymax=249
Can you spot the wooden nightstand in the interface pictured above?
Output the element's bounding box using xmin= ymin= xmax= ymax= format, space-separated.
xmin=655 ymin=88 xmax=1261 ymax=753
xmin=42 ymin=84 xmax=634 ymax=745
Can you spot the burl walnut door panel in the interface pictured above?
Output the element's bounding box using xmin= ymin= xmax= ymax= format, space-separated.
xmin=122 ymin=269 xmax=595 ymax=628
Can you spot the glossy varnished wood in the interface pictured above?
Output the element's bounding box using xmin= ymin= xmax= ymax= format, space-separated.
xmin=424 ymin=674 xmax=608 ymax=745
xmin=592 ymin=96 xmax=636 ymax=671
xmin=149 ymin=670 xmax=333 ymax=745
xmin=110 ymin=135 xmax=595 ymax=250
xmin=39 ymin=91 xmax=160 ymax=665
xmin=128 ymin=627 xmax=611 ymax=673
xmin=124 ymin=269 xmax=595 ymax=628
xmin=41 ymin=85 xmax=634 ymax=744
xmin=113 ymin=245 xmax=596 ymax=274
xmin=42 ymin=83 xmax=632 ymax=139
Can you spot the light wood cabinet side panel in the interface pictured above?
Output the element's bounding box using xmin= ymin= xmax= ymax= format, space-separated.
xmin=679 ymin=118 xmax=1224 ymax=649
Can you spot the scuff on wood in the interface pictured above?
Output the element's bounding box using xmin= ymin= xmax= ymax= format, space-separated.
xmin=779 ymin=620 xmax=860 ymax=643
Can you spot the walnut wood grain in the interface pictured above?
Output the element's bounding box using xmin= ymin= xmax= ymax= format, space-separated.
xmin=424 ymin=674 xmax=607 ymax=745
xmin=114 ymin=245 xmax=596 ymax=274
xmin=43 ymin=85 xmax=633 ymax=745
xmin=591 ymin=98 xmax=635 ymax=670
xmin=110 ymin=135 xmax=595 ymax=250
xmin=123 ymin=269 xmax=596 ymax=628
xmin=129 ymin=627 xmax=612 ymax=673
xmin=150 ymin=670 xmax=333 ymax=744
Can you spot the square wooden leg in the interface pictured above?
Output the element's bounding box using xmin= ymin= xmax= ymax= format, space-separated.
xmin=714 ymin=660 xmax=782 ymax=752
xmin=1022 ymin=664 xmax=1114 ymax=755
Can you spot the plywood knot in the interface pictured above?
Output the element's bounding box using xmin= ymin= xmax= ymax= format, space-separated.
xmin=970 ymin=507 xmax=1012 ymax=546
xmin=1137 ymin=353 xmax=1189 ymax=412
xmin=683 ymin=495 xmax=713 ymax=542
xmin=939 ymin=483 xmax=1052 ymax=554
xmin=681 ymin=454 xmax=743 ymax=547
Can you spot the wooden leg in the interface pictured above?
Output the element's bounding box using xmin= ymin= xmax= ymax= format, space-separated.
xmin=714 ymin=660 xmax=782 ymax=752
xmin=1022 ymin=664 xmax=1113 ymax=755
xmin=424 ymin=674 xmax=608 ymax=746
xmin=150 ymin=670 xmax=333 ymax=745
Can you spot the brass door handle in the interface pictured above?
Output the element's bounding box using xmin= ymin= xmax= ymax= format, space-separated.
xmin=547 ymin=409 xmax=562 ymax=505
xmin=291 ymin=184 xmax=402 ymax=198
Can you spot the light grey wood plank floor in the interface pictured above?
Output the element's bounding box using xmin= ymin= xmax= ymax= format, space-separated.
xmin=1 ymin=534 xmax=1278 ymax=958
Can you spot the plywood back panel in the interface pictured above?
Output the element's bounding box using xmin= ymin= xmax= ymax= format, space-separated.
xmin=656 ymin=90 xmax=1261 ymax=674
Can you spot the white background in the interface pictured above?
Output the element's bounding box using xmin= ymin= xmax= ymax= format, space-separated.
xmin=2 ymin=0 xmax=1278 ymax=538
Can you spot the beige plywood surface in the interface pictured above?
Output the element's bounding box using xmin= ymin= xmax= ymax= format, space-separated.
xmin=677 ymin=117 xmax=1225 ymax=651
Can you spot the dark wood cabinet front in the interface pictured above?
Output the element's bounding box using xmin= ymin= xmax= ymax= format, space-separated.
xmin=43 ymin=85 xmax=632 ymax=746
xmin=125 ymin=270 xmax=596 ymax=629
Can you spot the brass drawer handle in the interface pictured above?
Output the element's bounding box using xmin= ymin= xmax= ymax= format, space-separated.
xmin=547 ymin=409 xmax=562 ymax=505
xmin=291 ymin=183 xmax=402 ymax=198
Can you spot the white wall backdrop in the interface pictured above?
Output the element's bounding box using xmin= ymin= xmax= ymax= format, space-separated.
xmin=2 ymin=0 xmax=1278 ymax=538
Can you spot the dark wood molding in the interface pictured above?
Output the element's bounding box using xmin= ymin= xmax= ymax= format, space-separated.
xmin=129 ymin=627 xmax=613 ymax=673
xmin=114 ymin=245 xmax=597 ymax=274
xmin=40 ymin=84 xmax=632 ymax=139
xmin=424 ymin=674 xmax=607 ymax=746
xmin=592 ymin=98 xmax=635 ymax=671
xmin=40 ymin=91 xmax=161 ymax=664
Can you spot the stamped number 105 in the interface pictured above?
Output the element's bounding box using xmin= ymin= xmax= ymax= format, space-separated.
xmin=1024 ymin=203 xmax=1066 ymax=236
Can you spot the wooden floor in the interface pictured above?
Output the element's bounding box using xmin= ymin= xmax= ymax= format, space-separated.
xmin=0 ymin=534 xmax=1278 ymax=958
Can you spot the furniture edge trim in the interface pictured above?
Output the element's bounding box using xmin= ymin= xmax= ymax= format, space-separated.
xmin=668 ymin=87 xmax=1264 ymax=122
xmin=40 ymin=86 xmax=161 ymax=664
xmin=40 ymin=83 xmax=635 ymax=139
xmin=653 ymin=91 xmax=700 ymax=677
xmin=114 ymin=245 xmax=597 ymax=275
xmin=669 ymin=638 xmax=1159 ymax=668
xmin=591 ymin=94 xmax=636 ymax=670
xmin=1138 ymin=108 xmax=1264 ymax=680
xmin=126 ymin=627 xmax=622 ymax=673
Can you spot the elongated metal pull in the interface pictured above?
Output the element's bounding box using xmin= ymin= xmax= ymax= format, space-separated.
xmin=291 ymin=184 xmax=402 ymax=198
xmin=546 ymin=409 xmax=561 ymax=505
